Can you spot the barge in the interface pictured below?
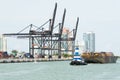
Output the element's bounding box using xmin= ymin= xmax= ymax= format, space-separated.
xmin=82 ymin=52 xmax=118 ymax=63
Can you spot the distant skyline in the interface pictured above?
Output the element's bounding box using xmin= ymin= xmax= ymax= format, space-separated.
xmin=0 ymin=0 xmax=120 ymax=55
xmin=83 ymin=31 xmax=95 ymax=52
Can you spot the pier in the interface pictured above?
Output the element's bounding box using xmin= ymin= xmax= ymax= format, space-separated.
xmin=0 ymin=57 xmax=72 ymax=63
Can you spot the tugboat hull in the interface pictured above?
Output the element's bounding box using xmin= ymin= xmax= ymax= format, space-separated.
xmin=70 ymin=60 xmax=87 ymax=65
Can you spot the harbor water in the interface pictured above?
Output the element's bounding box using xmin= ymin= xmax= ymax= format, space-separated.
xmin=0 ymin=59 xmax=120 ymax=80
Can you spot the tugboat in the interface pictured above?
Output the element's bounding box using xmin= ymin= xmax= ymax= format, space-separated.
xmin=70 ymin=47 xmax=87 ymax=65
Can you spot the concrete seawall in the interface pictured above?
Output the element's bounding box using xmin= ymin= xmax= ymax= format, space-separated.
xmin=0 ymin=58 xmax=72 ymax=63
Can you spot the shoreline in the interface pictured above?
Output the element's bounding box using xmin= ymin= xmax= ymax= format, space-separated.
xmin=0 ymin=58 xmax=72 ymax=63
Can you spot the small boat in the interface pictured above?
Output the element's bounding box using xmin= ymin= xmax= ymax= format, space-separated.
xmin=70 ymin=47 xmax=87 ymax=65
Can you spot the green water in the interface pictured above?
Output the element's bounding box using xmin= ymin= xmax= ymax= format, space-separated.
xmin=0 ymin=59 xmax=120 ymax=80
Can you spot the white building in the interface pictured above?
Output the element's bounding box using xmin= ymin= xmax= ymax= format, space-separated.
xmin=78 ymin=41 xmax=85 ymax=53
xmin=0 ymin=35 xmax=7 ymax=52
xmin=83 ymin=32 xmax=95 ymax=52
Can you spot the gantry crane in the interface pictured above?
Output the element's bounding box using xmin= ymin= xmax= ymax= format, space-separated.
xmin=3 ymin=3 xmax=79 ymax=59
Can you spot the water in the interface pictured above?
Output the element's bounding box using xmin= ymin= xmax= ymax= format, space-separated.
xmin=0 ymin=59 xmax=120 ymax=80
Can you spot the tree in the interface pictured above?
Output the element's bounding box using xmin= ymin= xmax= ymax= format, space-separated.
xmin=11 ymin=50 xmax=18 ymax=57
xmin=63 ymin=53 xmax=69 ymax=58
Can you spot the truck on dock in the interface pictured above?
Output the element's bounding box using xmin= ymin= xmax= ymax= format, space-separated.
xmin=0 ymin=51 xmax=9 ymax=59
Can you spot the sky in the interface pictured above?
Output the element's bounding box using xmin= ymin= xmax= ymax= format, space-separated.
xmin=0 ymin=0 xmax=120 ymax=55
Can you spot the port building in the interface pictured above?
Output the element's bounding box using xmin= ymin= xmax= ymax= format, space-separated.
xmin=61 ymin=27 xmax=72 ymax=54
xmin=0 ymin=34 xmax=7 ymax=52
xmin=78 ymin=41 xmax=85 ymax=53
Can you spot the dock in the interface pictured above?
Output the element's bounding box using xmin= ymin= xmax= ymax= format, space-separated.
xmin=0 ymin=58 xmax=72 ymax=63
